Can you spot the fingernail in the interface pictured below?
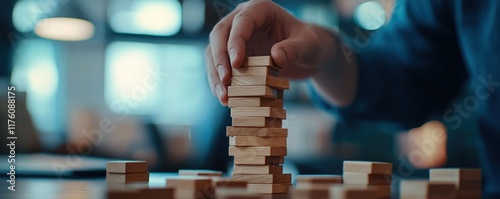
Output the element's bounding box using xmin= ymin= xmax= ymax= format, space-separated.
xmin=217 ymin=66 xmax=226 ymax=82
xmin=215 ymin=84 xmax=224 ymax=99
xmin=229 ymin=48 xmax=237 ymax=66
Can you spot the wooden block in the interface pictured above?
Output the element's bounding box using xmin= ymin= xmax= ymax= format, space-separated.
xmin=399 ymin=180 xmax=456 ymax=197
xmin=166 ymin=176 xmax=212 ymax=189
xmin=295 ymin=183 xmax=335 ymax=190
xmin=106 ymin=172 xmax=149 ymax=183
xmin=296 ymin=175 xmax=343 ymax=184
xmin=226 ymin=127 xmax=287 ymax=137
xmin=343 ymin=172 xmax=391 ymax=185
xmin=231 ymin=76 xmax=289 ymax=89
xmin=212 ymin=177 xmax=247 ymax=188
xmin=277 ymin=89 xmax=284 ymax=100
xmin=106 ymin=161 xmax=148 ymax=174
xmin=233 ymin=165 xmax=283 ymax=174
xmin=174 ymin=188 xmax=211 ymax=199
xmin=430 ymin=178 xmax=481 ymax=190
xmin=231 ymin=107 xmax=286 ymax=119
xmin=429 ymin=168 xmax=481 ymax=181
xmin=228 ymin=86 xmax=278 ymax=98
xmin=229 ymin=136 xmax=287 ymax=147
xmin=241 ymin=56 xmax=277 ymax=68
xmin=247 ymin=183 xmax=291 ymax=194
xmin=217 ymin=188 xmax=263 ymax=199
xmin=178 ymin=169 xmax=223 ymax=177
xmin=343 ymin=161 xmax=392 ymax=174
xmin=457 ymin=189 xmax=481 ymax=199
xmin=232 ymin=117 xmax=282 ymax=128
xmin=344 ymin=184 xmax=391 ymax=199
xmin=329 ymin=185 xmax=379 ymax=199
xmin=229 ymin=146 xmax=287 ymax=156
xmin=139 ymin=187 xmax=174 ymax=199
xmin=106 ymin=182 xmax=149 ymax=191
xmin=292 ymin=189 xmax=329 ymax=199
xmin=233 ymin=156 xmax=285 ymax=165
xmin=232 ymin=174 xmax=291 ymax=183
xmin=232 ymin=67 xmax=278 ymax=77
xmin=107 ymin=189 xmax=140 ymax=199
xmin=228 ymin=97 xmax=283 ymax=108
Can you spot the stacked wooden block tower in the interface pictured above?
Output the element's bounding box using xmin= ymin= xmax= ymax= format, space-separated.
xmin=106 ymin=161 xmax=150 ymax=183
xmin=341 ymin=161 xmax=392 ymax=199
xmin=430 ymin=168 xmax=482 ymax=199
xmin=226 ymin=55 xmax=291 ymax=194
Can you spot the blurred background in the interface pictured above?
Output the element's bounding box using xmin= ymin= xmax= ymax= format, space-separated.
xmin=0 ymin=0 xmax=480 ymax=179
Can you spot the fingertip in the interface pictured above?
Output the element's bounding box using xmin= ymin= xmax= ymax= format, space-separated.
xmin=271 ymin=45 xmax=287 ymax=67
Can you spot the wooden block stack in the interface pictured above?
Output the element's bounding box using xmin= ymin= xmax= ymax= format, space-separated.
xmin=227 ymin=56 xmax=291 ymax=194
xmin=430 ymin=168 xmax=482 ymax=199
xmin=342 ymin=161 xmax=392 ymax=199
xmin=166 ymin=176 xmax=213 ymax=199
xmin=106 ymin=161 xmax=149 ymax=183
xmin=293 ymin=175 xmax=343 ymax=199
xmin=400 ymin=180 xmax=456 ymax=199
xmin=179 ymin=169 xmax=223 ymax=177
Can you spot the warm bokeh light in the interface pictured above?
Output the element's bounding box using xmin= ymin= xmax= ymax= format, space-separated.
xmin=35 ymin=18 xmax=94 ymax=41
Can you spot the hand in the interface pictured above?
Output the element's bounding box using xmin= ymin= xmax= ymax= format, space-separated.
xmin=205 ymin=0 xmax=324 ymax=105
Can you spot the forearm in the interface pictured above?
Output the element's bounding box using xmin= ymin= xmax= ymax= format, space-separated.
xmin=310 ymin=25 xmax=358 ymax=107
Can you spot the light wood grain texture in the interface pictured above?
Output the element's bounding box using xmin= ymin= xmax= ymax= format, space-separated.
xmin=228 ymin=97 xmax=283 ymax=108
xmin=232 ymin=67 xmax=278 ymax=77
xmin=241 ymin=56 xmax=278 ymax=68
xmin=178 ymin=169 xmax=223 ymax=177
xmin=228 ymin=146 xmax=287 ymax=156
xmin=399 ymin=180 xmax=456 ymax=197
xmin=343 ymin=172 xmax=392 ymax=185
xmin=226 ymin=127 xmax=287 ymax=137
xmin=233 ymin=165 xmax=283 ymax=175
xmin=174 ymin=188 xmax=211 ymax=199
xmin=212 ymin=177 xmax=247 ymax=188
xmin=232 ymin=117 xmax=282 ymax=128
xmin=429 ymin=168 xmax=481 ymax=181
xmin=229 ymin=136 xmax=287 ymax=147
xmin=139 ymin=187 xmax=174 ymax=199
xmin=228 ymin=86 xmax=277 ymax=98
xmin=166 ymin=176 xmax=212 ymax=189
xmin=329 ymin=185 xmax=379 ymax=199
xmin=232 ymin=174 xmax=291 ymax=183
xmin=106 ymin=172 xmax=149 ymax=183
xmin=231 ymin=76 xmax=289 ymax=89
xmin=296 ymin=175 xmax=343 ymax=184
xmin=233 ymin=156 xmax=285 ymax=165
xmin=247 ymin=183 xmax=291 ymax=194
xmin=343 ymin=161 xmax=392 ymax=174
xmin=231 ymin=107 xmax=286 ymax=119
xmin=106 ymin=161 xmax=148 ymax=174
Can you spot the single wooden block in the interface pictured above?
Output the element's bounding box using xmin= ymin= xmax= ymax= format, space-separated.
xmin=107 ymin=189 xmax=140 ymax=199
xmin=231 ymin=76 xmax=289 ymax=90
xmin=247 ymin=183 xmax=291 ymax=194
xmin=292 ymin=189 xmax=329 ymax=199
xmin=343 ymin=161 xmax=392 ymax=174
xmin=166 ymin=176 xmax=212 ymax=189
xmin=430 ymin=178 xmax=481 ymax=190
xmin=217 ymin=188 xmax=263 ymax=199
xmin=106 ymin=172 xmax=149 ymax=183
xmin=106 ymin=161 xmax=148 ymax=174
xmin=228 ymin=146 xmax=287 ymax=156
xmin=229 ymin=136 xmax=287 ymax=147
xmin=429 ymin=168 xmax=482 ymax=181
xmin=106 ymin=182 xmax=150 ymax=191
xmin=228 ymin=97 xmax=283 ymax=108
xmin=232 ymin=67 xmax=278 ymax=77
xmin=232 ymin=174 xmax=291 ymax=184
xmin=139 ymin=187 xmax=174 ymax=199
xmin=233 ymin=156 xmax=285 ymax=165
xmin=232 ymin=117 xmax=282 ymax=128
xmin=226 ymin=127 xmax=287 ymax=137
xmin=212 ymin=177 xmax=247 ymax=188
xmin=343 ymin=172 xmax=391 ymax=185
xmin=295 ymin=183 xmax=336 ymax=190
xmin=178 ymin=169 xmax=223 ymax=177
xmin=174 ymin=188 xmax=212 ymax=199
xmin=329 ymin=185 xmax=379 ymax=199
xmin=233 ymin=165 xmax=283 ymax=175
xmin=231 ymin=107 xmax=286 ymax=119
xmin=457 ymin=189 xmax=481 ymax=199
xmin=241 ymin=56 xmax=277 ymax=68
xmin=344 ymin=184 xmax=391 ymax=199
xmin=296 ymin=175 xmax=343 ymax=184
xmin=399 ymin=180 xmax=456 ymax=197
xmin=228 ymin=86 xmax=278 ymax=98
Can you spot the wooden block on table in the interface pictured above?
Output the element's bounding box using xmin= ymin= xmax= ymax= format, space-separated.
xmin=232 ymin=67 xmax=278 ymax=77
xmin=231 ymin=107 xmax=286 ymax=119
xmin=226 ymin=127 xmax=287 ymax=137
xmin=344 ymin=184 xmax=391 ymax=199
xmin=429 ymin=168 xmax=481 ymax=181
xmin=232 ymin=174 xmax=292 ymax=183
xmin=457 ymin=189 xmax=481 ymax=199
xmin=329 ymin=185 xmax=378 ymax=199
xmin=232 ymin=117 xmax=282 ymax=128
xmin=229 ymin=146 xmax=287 ymax=156
xmin=296 ymin=175 xmax=343 ymax=184
xmin=139 ymin=187 xmax=174 ymax=199
xmin=229 ymin=136 xmax=287 ymax=147
xmin=228 ymin=97 xmax=283 ymax=108
xmin=106 ymin=172 xmax=149 ymax=183
xmin=106 ymin=182 xmax=149 ymax=191
xmin=233 ymin=156 xmax=285 ymax=165
xmin=399 ymin=180 xmax=456 ymax=197
xmin=212 ymin=177 xmax=248 ymax=188
xmin=247 ymin=183 xmax=291 ymax=194
xmin=178 ymin=169 xmax=223 ymax=177
xmin=106 ymin=161 xmax=148 ymax=174
xmin=231 ymin=76 xmax=289 ymax=90
xmin=228 ymin=86 xmax=278 ymax=98
xmin=343 ymin=172 xmax=391 ymax=185
xmin=343 ymin=161 xmax=392 ymax=174
xmin=166 ymin=176 xmax=212 ymax=189
xmin=292 ymin=189 xmax=329 ymax=199
xmin=430 ymin=178 xmax=481 ymax=190
xmin=217 ymin=188 xmax=263 ymax=199
xmin=174 ymin=188 xmax=211 ymax=199
xmin=233 ymin=165 xmax=283 ymax=175
xmin=107 ymin=189 xmax=140 ymax=199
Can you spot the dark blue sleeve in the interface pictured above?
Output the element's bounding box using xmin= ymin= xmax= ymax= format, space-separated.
xmin=312 ymin=0 xmax=468 ymax=128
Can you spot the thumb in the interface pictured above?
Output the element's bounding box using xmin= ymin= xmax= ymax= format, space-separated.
xmin=271 ymin=39 xmax=303 ymax=67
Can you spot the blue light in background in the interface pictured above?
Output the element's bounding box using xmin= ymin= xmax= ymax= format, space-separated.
xmin=354 ymin=1 xmax=386 ymax=31
xmin=109 ymin=0 xmax=182 ymax=36
xmin=12 ymin=0 xmax=52 ymax=33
